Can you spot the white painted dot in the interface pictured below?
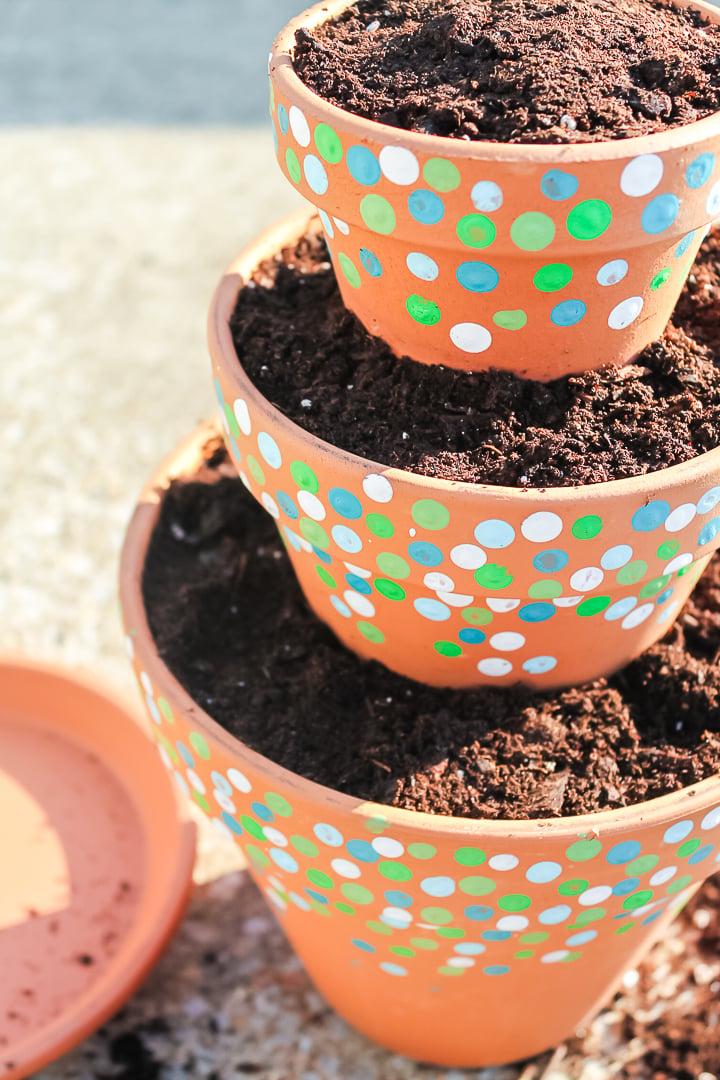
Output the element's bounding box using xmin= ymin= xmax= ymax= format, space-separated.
xmin=578 ymin=885 xmax=612 ymax=906
xmin=158 ymin=746 xmax=172 ymax=771
xmin=344 ymin=562 xmax=372 ymax=578
xmin=437 ymin=591 xmax=473 ymax=608
xmin=261 ymin=493 xmax=280 ymax=519
xmin=362 ymin=473 xmax=393 ymax=503
xmin=448 ymin=957 xmax=475 ymax=968
xmin=596 ymin=259 xmax=629 ymax=286
xmin=665 ymin=503 xmax=696 ymax=532
xmin=318 ymin=208 xmax=334 ymax=238
xmin=622 ymin=602 xmax=654 ymax=629
xmin=665 ymin=552 xmax=694 ymax=576
xmin=489 ymin=632 xmax=525 ymax=652
xmin=227 ymin=768 xmax=252 ymax=793
xmin=553 ymin=595 xmax=583 ymax=608
xmin=332 ymin=525 xmax=363 ymax=554
xmin=372 ymin=836 xmax=404 ymax=858
xmin=173 ymin=772 xmax=190 ymax=796
xmin=264 ymin=827 xmax=288 ymax=847
xmin=233 ymin=398 xmax=251 ymax=435
xmin=140 ymin=670 xmax=153 ymax=694
xmin=343 ymin=590 xmax=375 ymax=617
xmin=239 ymin=471 xmax=252 ymax=492
xmin=707 ymin=179 xmax=720 ymax=217
xmin=496 ymin=915 xmax=529 ymax=932
xmin=609 ymin=296 xmax=644 ymax=330
xmin=379 ymin=145 xmax=420 ymax=185
xmin=451 ymin=544 xmax=487 ymax=570
xmin=477 ymin=657 xmax=513 ymax=677
xmin=488 ymin=854 xmax=519 ymax=871
xmin=303 ymin=153 xmax=329 ymax=195
xmin=297 ymin=490 xmax=326 ymax=521
xmin=471 ymin=180 xmax=504 ymax=212
xmin=258 ymin=432 xmax=282 ymax=468
xmin=313 ymin=823 xmax=344 ymax=847
xmin=334 ymin=217 xmax=350 ymax=235
xmin=297 ymin=535 xmax=313 ymax=553
xmin=521 ymin=512 xmax=563 ymax=543
xmin=289 ymin=105 xmax=311 ymax=147
xmin=406 ymin=251 xmax=439 ymax=281
xmin=424 ymin=571 xmax=455 ymax=592
xmin=450 ymin=322 xmax=493 ymax=354
xmin=330 ymin=595 xmax=352 ymax=618
xmin=381 ymin=907 xmax=413 ymax=926
xmin=541 ymin=950 xmax=571 ymax=964
xmin=620 ymin=154 xmax=664 ymax=197
xmin=486 ymin=598 xmax=520 ymax=613
xmin=650 ymin=865 xmax=677 ymax=886
xmin=601 ymin=544 xmax=633 ymax=570
xmin=213 ymin=790 xmax=236 ymax=814
xmin=701 ymin=807 xmax=720 ymax=830
xmin=125 ymin=635 xmax=135 ymax=659
xmin=569 ymin=566 xmax=604 ymax=592
xmin=331 ymin=858 xmax=361 ymax=879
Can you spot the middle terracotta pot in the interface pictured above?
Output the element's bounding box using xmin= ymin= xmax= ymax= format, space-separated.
xmin=209 ymin=210 xmax=720 ymax=690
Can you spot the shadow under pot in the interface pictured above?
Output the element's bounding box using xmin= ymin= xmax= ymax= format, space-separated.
xmin=207 ymin=210 xmax=720 ymax=691
xmin=268 ymin=0 xmax=720 ymax=380
xmin=119 ymin=418 xmax=720 ymax=1069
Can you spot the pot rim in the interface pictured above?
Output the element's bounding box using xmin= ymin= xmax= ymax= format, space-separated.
xmin=270 ymin=0 xmax=720 ymax=165
xmin=120 ymin=416 xmax=720 ymax=839
xmin=209 ymin=207 xmax=720 ymax=507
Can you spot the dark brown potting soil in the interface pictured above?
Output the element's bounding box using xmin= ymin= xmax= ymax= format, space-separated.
xmin=292 ymin=0 xmax=720 ymax=144
xmin=142 ymin=441 xmax=720 ymax=819
xmin=231 ymin=228 xmax=720 ymax=488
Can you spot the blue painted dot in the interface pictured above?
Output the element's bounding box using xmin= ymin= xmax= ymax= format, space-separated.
xmin=221 ymin=812 xmax=243 ymax=835
xmin=605 ymin=596 xmax=638 ymax=622
xmin=532 ymin=549 xmax=569 ymax=573
xmin=482 ymin=930 xmax=511 ymax=942
xmin=380 ymin=962 xmax=408 ymax=976
xmin=414 ymin=597 xmax=451 ymax=621
xmin=519 ymin=602 xmax=556 ymax=623
xmin=539 ymin=904 xmax=572 ymax=925
xmin=421 ymin=876 xmax=456 ymax=898
xmin=612 ymin=877 xmax=641 ymax=896
xmin=454 ymin=943 xmax=486 ymax=956
xmin=406 ymin=252 xmax=439 ymax=280
xmin=408 ymin=189 xmax=445 ymax=225
xmin=332 ymin=525 xmax=363 ymax=553
xmin=601 ymin=544 xmax=633 ymax=570
xmin=656 ymin=588 xmax=674 ymax=605
xmin=360 ymin=248 xmax=383 ymax=277
xmin=526 ymin=861 xmax=562 ymax=884
xmin=305 ymin=889 xmax=329 ymax=904
xmin=345 ymin=573 xmax=372 ymax=595
xmin=686 ymin=153 xmax=715 ymax=189
xmin=522 ymin=656 xmax=558 ymax=674
xmin=464 ymin=905 xmax=494 ymax=921
xmin=214 ymin=376 xmax=224 ymax=407
xmin=277 ymin=491 xmax=298 ymax=519
xmin=688 ymin=844 xmax=714 ymax=866
xmin=278 ymin=104 xmax=289 ymax=134
xmin=566 ymin=930 xmax=597 ymax=946
xmin=699 ymin=517 xmax=720 ymax=546
xmin=663 ymin=820 xmax=694 ymax=844
xmin=456 ymin=261 xmax=499 ymax=293
xmin=642 ymin=193 xmax=680 ymax=235
xmin=459 ymin=628 xmax=486 ymax=644
xmin=698 ymin=487 xmax=720 ymax=513
xmin=177 ymin=742 xmax=195 ymax=768
xmin=676 ymin=230 xmax=696 ymax=258
xmin=347 ymin=145 xmax=381 ymax=185
xmin=314 ymin=822 xmax=344 ymax=847
xmin=474 ymin=519 xmax=515 ymax=548
xmin=352 ymin=938 xmax=376 ymax=953
xmin=313 ymin=546 xmax=332 ymax=564
xmin=541 ymin=169 xmax=579 ymax=201
xmin=284 ymin=529 xmax=302 ymax=552
xmin=385 ymin=890 xmax=413 ymax=907
xmin=408 ymin=541 xmax=444 ymax=566
xmin=330 ymin=596 xmax=352 ymax=618
xmin=346 ymin=839 xmax=379 ymax=863
xmin=252 ymin=802 xmax=274 ymax=822
xmin=229 ymin=436 xmax=242 ymax=465
xmin=642 ymin=910 xmax=664 ymax=926
xmin=484 ymin=965 xmax=510 ymax=976
xmin=606 ymin=840 xmax=642 ymax=864
xmin=632 ymin=500 xmax=670 ymax=532
xmin=551 ymin=299 xmax=586 ymax=327
xmin=329 ymin=487 xmax=363 ymax=520
xmin=303 ymin=154 xmax=328 ymax=196
xmin=270 ymin=849 xmax=299 ymax=873
xmin=257 ymin=432 xmax=282 ymax=469
xmin=212 ymin=771 xmax=232 ymax=795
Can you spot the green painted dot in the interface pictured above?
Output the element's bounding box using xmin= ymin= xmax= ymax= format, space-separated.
xmin=316 ymin=565 xmax=336 ymax=589
xmin=515 ymin=950 xmax=534 ymax=959
xmin=241 ymin=815 xmax=266 ymax=840
xmin=223 ymin=402 xmax=239 ymax=438
xmin=499 ymin=894 xmax=531 ymax=912
xmin=520 ymin=932 xmax=549 ymax=944
xmin=408 ymin=843 xmax=437 ymax=860
xmin=562 ymin=952 xmax=582 ymax=963
xmin=511 ymin=212 xmax=555 ymax=251
xmin=572 ymin=515 xmax=603 ymax=539
xmin=247 ymin=456 xmax=265 ymax=486
xmin=572 ymin=907 xmax=605 ymax=926
xmin=299 ymin=518 xmax=329 ymax=549
xmin=492 ymin=309 xmax=528 ymax=330
xmin=528 ymin=580 xmax=563 ymax=599
xmin=577 ymin=596 xmax=611 ymax=617
xmin=622 ymin=889 xmax=654 ymax=910
xmin=307 ymin=868 xmax=333 ymax=890
xmin=651 ymin=267 xmax=671 ymax=290
xmin=412 ymin=498 xmax=450 ymax=530
xmin=459 ymin=876 xmax=495 ymax=896
xmin=640 ymin=575 xmax=672 ymax=599
xmin=360 ymin=194 xmax=396 ymax=235
xmin=567 ymin=199 xmax=612 ymax=240
xmin=678 ymin=838 xmax=702 ymax=858
xmin=379 ymin=861 xmax=412 ymax=882
xmin=566 ymin=838 xmax=602 ymax=862
xmin=437 ymin=927 xmax=465 ymax=939
xmin=391 ymin=946 xmax=415 ymax=958
xmin=438 ymin=966 xmax=464 ymax=976
xmin=367 ymin=513 xmax=394 ymax=538
xmin=341 ymin=883 xmax=373 ymax=904
xmin=423 ymin=158 xmax=461 ymax=191
xmin=615 ymin=921 xmax=636 ymax=935
xmin=357 ymin=621 xmax=385 ymax=644
xmin=158 ymin=697 xmax=174 ymax=723
xmin=626 ymin=855 xmax=658 ymax=876
xmin=461 ymin=607 xmax=493 ymax=626
xmin=534 ymin=263 xmax=573 ymax=292
xmin=189 ymin=732 xmax=210 ymax=760
xmin=314 ymin=123 xmax=343 ymax=163
xmin=291 ymin=835 xmax=318 ymax=857
xmin=376 ymin=552 xmax=411 ymax=580
xmin=407 ymin=294 xmax=441 ymax=326
xmin=159 ymin=736 xmax=178 ymax=764
xmin=411 ymin=937 xmax=439 ymax=950
xmin=666 ymin=874 xmax=693 ymax=895
xmin=339 ymin=253 xmax=361 ymax=289
xmin=558 ymin=879 xmax=589 ymax=897
xmin=290 ymin=460 xmax=319 ymax=493
xmin=335 ymin=902 xmax=355 ymax=914
xmin=264 ymin=792 xmax=292 ymax=817
xmin=365 ymin=815 xmax=388 ymax=834
xmin=454 ymin=847 xmax=486 ymax=867
xmin=246 ymin=844 xmax=270 ymax=868
xmin=457 ymin=213 xmax=496 ymax=249
xmin=421 ymin=906 xmax=453 ymax=925
xmin=434 ymin=641 xmax=462 ymax=657
xmin=192 ymin=791 xmax=210 ymax=813
xmin=678 ymin=562 xmax=695 ymax=577
xmin=286 ymin=147 xmax=301 ymax=184
xmin=375 ymin=578 xmax=406 ymax=601
xmin=475 ymin=564 xmax=513 ymax=590
xmin=617 ymin=560 xmax=648 ymax=586
xmin=657 ymin=539 xmax=680 ymax=559
xmin=367 ymin=919 xmax=392 ymax=935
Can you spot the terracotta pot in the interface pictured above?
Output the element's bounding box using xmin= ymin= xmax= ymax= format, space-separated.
xmin=208 ymin=210 xmax=720 ymax=690
xmin=268 ymin=0 xmax=720 ymax=379
xmin=119 ymin=419 xmax=720 ymax=1068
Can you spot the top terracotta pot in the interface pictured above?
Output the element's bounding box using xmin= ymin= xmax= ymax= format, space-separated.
xmin=269 ymin=0 xmax=720 ymax=379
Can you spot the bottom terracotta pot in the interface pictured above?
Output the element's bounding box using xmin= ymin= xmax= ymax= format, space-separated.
xmin=119 ymin=420 xmax=720 ymax=1068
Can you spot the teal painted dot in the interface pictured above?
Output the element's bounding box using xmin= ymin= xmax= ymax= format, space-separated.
xmin=339 ymin=253 xmax=361 ymax=289
xmin=686 ymin=152 xmax=714 ymax=188
xmin=360 ymin=248 xmax=383 ymax=277
xmin=632 ymin=501 xmax=670 ymax=532
xmin=567 ymin=200 xmax=612 ymax=240
xmin=328 ymin=487 xmax=362 ymax=520
xmin=347 ymin=145 xmax=380 ymax=185
xmin=366 ymin=513 xmax=393 ymax=538
xmin=360 ymin=194 xmax=396 ymax=235
xmin=412 ymin=498 xmax=450 ymax=530
xmin=642 ymin=194 xmax=680 ymax=235
xmin=475 ymin=564 xmax=513 ymax=590
xmin=408 ymin=541 xmax=443 ymax=566
xmin=407 ymin=294 xmax=441 ymax=325
xmin=408 ymin=189 xmax=445 ymax=224
xmin=572 ymin=515 xmax=603 ymax=539
xmin=511 ymin=212 xmax=555 ymax=251
xmin=651 ymin=267 xmax=671 ymax=290
xmin=565 ymin=838 xmax=602 ymax=862
xmin=423 ymin=158 xmax=461 ymax=192
xmin=277 ymin=104 xmax=289 ymax=134
xmin=493 ymin=309 xmax=527 ymax=330
xmin=541 ymin=169 xmax=579 ymax=201
xmin=551 ymin=299 xmax=586 ymax=326
xmin=314 ymin=123 xmax=343 ymax=163
xmin=457 ymin=214 xmax=496 ymax=249
xmin=534 ymin=263 xmax=573 ymax=292
xmin=290 ymin=460 xmax=319 ymax=493
xmin=519 ymin=602 xmax=555 ymax=623
xmin=457 ymin=261 xmax=500 ymax=293
xmin=285 ymin=147 xmax=301 ymax=183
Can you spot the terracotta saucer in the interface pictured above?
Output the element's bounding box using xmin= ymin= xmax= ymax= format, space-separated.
xmin=0 ymin=657 xmax=196 ymax=1079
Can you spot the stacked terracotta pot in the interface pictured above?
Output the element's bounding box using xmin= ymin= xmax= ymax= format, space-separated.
xmin=121 ymin=0 xmax=720 ymax=1067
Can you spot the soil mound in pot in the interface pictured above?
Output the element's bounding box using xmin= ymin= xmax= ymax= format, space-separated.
xmin=143 ymin=442 xmax=720 ymax=820
xmin=231 ymin=228 xmax=720 ymax=488
xmin=292 ymin=0 xmax=720 ymax=144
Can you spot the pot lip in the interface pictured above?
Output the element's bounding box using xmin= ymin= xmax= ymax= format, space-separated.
xmin=209 ymin=206 xmax=720 ymax=505
xmin=270 ymin=0 xmax=720 ymax=164
xmin=120 ymin=415 xmax=720 ymax=839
